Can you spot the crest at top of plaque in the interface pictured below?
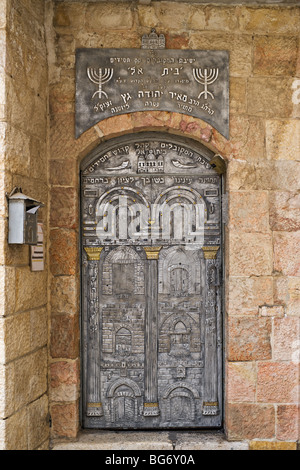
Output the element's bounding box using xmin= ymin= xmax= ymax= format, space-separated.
xmin=141 ymin=28 xmax=165 ymax=50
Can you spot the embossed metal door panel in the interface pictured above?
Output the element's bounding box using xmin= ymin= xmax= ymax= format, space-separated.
xmin=81 ymin=132 xmax=223 ymax=429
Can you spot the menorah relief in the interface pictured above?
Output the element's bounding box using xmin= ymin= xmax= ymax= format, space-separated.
xmin=193 ymin=68 xmax=219 ymax=100
xmin=87 ymin=67 xmax=114 ymax=99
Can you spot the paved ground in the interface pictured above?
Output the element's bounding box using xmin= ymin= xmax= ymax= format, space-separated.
xmin=51 ymin=430 xmax=249 ymax=450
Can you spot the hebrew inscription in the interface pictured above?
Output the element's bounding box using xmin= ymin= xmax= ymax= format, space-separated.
xmin=76 ymin=45 xmax=229 ymax=139
xmin=81 ymin=133 xmax=223 ymax=430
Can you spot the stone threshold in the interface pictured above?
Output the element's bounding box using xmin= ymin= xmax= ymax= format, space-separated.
xmin=51 ymin=430 xmax=249 ymax=450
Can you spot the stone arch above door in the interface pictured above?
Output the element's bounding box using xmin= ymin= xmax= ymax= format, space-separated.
xmin=74 ymin=111 xmax=230 ymax=166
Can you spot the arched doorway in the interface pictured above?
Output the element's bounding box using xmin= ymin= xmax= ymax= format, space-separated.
xmin=80 ymin=132 xmax=224 ymax=429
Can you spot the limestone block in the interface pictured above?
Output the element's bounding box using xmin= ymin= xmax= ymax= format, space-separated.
xmin=74 ymin=29 xmax=141 ymax=49
xmin=229 ymin=232 xmax=273 ymax=276
xmin=28 ymin=94 xmax=48 ymax=141
xmin=0 ymin=170 xmax=11 ymax=218
xmin=97 ymin=113 xmax=133 ymax=138
xmin=27 ymin=394 xmax=49 ymax=450
xmin=131 ymin=110 xmax=173 ymax=132
xmin=7 ymin=213 xmax=38 ymax=261
xmin=0 ymin=362 xmax=15 ymax=419
xmin=17 ymin=0 xmax=45 ymax=25
xmin=226 ymin=404 xmax=275 ymax=440
xmin=49 ymin=75 xmax=75 ymax=115
xmin=0 ymin=407 xmax=27 ymax=450
xmin=51 ymin=275 xmax=78 ymax=315
xmin=273 ymin=276 xmax=300 ymax=317
xmin=239 ymin=6 xmax=300 ymax=34
xmin=273 ymin=317 xmax=300 ymax=362
xmin=25 ymin=49 xmax=48 ymax=98
xmin=51 ymin=401 xmax=79 ymax=439
xmin=249 ymin=440 xmax=297 ymax=451
xmin=229 ymin=191 xmax=269 ymax=232
xmin=227 ymin=276 xmax=273 ymax=316
xmin=273 ymin=276 xmax=288 ymax=306
xmin=230 ymin=78 xmax=247 ymax=114
xmin=30 ymin=308 xmax=47 ymax=351
xmin=5 ymin=23 xmax=27 ymax=82
xmin=212 ymin=114 xmax=265 ymax=161
xmin=0 ymin=122 xmax=7 ymax=172
xmin=0 ymin=216 xmax=5 ymax=265
xmin=8 ymin=0 xmax=46 ymax=60
xmin=201 ymin=6 xmax=239 ymax=32
xmin=286 ymin=278 xmax=300 ymax=317
xmin=137 ymin=4 xmax=159 ymax=28
xmin=50 ymin=228 xmax=78 ymax=276
xmin=0 ymin=266 xmax=15 ymax=317
xmin=8 ymin=82 xmax=47 ymax=140
xmin=247 ymin=78 xmax=293 ymax=118
xmin=6 ymin=245 xmax=30 ymax=269
xmin=258 ymin=161 xmax=300 ymax=191
xmin=0 ymin=312 xmax=31 ymax=363
xmin=15 ymin=268 xmax=47 ymax=313
xmin=0 ymin=31 xmax=6 ymax=86
xmin=29 ymin=136 xmax=48 ymax=182
xmin=0 ymin=40 xmax=6 ymax=119
xmin=276 ymin=405 xmax=300 ymax=441
xmin=266 ymin=119 xmax=300 ymax=161
xmin=154 ymin=1 xmax=192 ymax=31
xmin=85 ymin=3 xmax=133 ymax=31
xmin=50 ymin=113 xmax=100 ymax=160
xmin=173 ymin=433 xmax=248 ymax=451
xmin=189 ymin=33 xmax=252 ymax=77
xmin=177 ymin=115 xmax=213 ymax=143
xmin=50 ymin=360 xmax=80 ymax=402
xmin=0 ymin=91 xmax=5 ymax=120
xmin=54 ymin=3 xmax=86 ymax=28
xmin=36 ymin=440 xmax=50 ymax=451
xmin=50 ymin=186 xmax=78 ymax=230
xmin=269 ymin=191 xmax=300 ymax=232
xmin=227 ymin=362 xmax=256 ymax=403
xmin=227 ymin=161 xmax=300 ymax=192
xmin=254 ymin=36 xmax=298 ymax=77
xmin=5 ymin=125 xmax=30 ymax=177
xmin=0 ymin=0 xmax=7 ymax=29
xmin=273 ymin=231 xmax=300 ymax=276
xmin=50 ymin=314 xmax=79 ymax=359
xmin=164 ymin=33 xmax=189 ymax=50
xmin=14 ymin=348 xmax=47 ymax=410
xmin=11 ymin=174 xmax=48 ymax=208
xmin=228 ymin=316 xmax=272 ymax=361
xmin=55 ymin=34 xmax=75 ymax=70
xmin=257 ymin=362 xmax=299 ymax=403
xmin=50 ymin=159 xmax=77 ymax=187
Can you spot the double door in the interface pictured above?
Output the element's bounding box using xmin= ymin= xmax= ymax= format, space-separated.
xmin=81 ymin=133 xmax=223 ymax=429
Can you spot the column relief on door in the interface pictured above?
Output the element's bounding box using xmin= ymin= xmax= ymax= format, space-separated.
xmin=81 ymin=133 xmax=223 ymax=429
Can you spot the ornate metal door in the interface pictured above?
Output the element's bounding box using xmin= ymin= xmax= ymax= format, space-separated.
xmin=81 ymin=132 xmax=223 ymax=429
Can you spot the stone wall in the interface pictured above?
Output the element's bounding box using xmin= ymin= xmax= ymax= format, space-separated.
xmin=0 ymin=0 xmax=49 ymax=450
xmin=0 ymin=0 xmax=299 ymax=450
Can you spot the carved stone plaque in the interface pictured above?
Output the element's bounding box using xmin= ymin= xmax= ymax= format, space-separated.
xmin=81 ymin=132 xmax=223 ymax=429
xmin=76 ymin=45 xmax=229 ymax=139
